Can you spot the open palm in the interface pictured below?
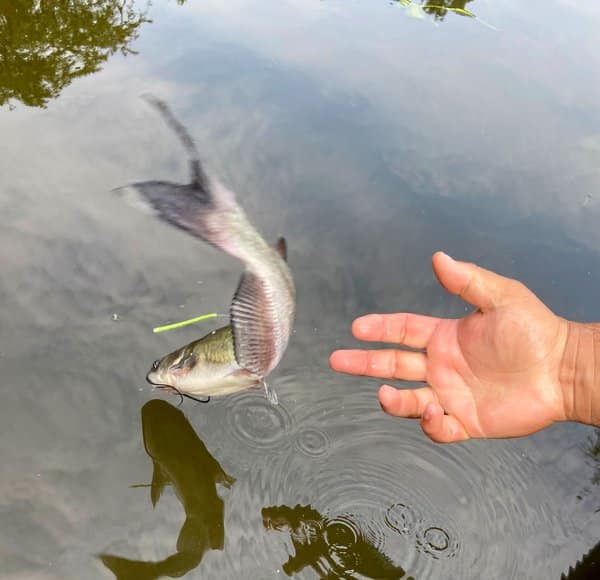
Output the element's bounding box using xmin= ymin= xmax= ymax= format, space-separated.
xmin=330 ymin=252 xmax=570 ymax=443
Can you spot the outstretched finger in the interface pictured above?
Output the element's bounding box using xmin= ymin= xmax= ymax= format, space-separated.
xmin=352 ymin=313 xmax=441 ymax=348
xmin=330 ymin=349 xmax=427 ymax=381
xmin=420 ymin=402 xmax=470 ymax=443
xmin=378 ymin=385 xmax=438 ymax=417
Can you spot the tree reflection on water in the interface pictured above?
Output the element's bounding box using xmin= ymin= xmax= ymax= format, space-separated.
xmin=395 ymin=0 xmax=476 ymax=21
xmin=0 ymin=0 xmax=483 ymax=109
xmin=262 ymin=504 xmax=411 ymax=579
xmin=0 ymin=0 xmax=150 ymax=108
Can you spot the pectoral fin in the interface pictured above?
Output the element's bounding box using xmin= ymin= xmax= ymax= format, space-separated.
xmin=150 ymin=460 xmax=171 ymax=507
xmin=230 ymin=271 xmax=277 ymax=378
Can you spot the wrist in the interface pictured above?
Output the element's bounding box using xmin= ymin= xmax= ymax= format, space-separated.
xmin=559 ymin=320 xmax=600 ymax=426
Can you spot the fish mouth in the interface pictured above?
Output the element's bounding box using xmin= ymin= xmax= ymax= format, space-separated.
xmin=146 ymin=372 xmax=169 ymax=388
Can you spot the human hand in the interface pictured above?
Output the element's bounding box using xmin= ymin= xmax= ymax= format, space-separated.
xmin=330 ymin=252 xmax=574 ymax=443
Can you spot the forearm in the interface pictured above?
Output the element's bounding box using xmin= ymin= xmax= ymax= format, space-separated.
xmin=559 ymin=321 xmax=600 ymax=426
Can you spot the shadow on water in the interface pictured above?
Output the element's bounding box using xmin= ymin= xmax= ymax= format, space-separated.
xmin=99 ymin=399 xmax=235 ymax=579
xmin=0 ymin=0 xmax=150 ymax=108
xmin=263 ymin=504 xmax=412 ymax=579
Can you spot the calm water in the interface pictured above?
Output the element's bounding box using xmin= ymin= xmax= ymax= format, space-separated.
xmin=1 ymin=1 xmax=599 ymax=578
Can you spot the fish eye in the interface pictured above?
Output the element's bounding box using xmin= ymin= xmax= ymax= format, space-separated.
xmin=152 ymin=359 xmax=160 ymax=370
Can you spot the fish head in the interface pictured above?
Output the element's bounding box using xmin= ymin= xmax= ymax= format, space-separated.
xmin=145 ymin=328 xmax=259 ymax=397
xmin=146 ymin=346 xmax=202 ymax=392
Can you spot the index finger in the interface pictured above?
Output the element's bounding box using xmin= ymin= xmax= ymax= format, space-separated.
xmin=352 ymin=313 xmax=441 ymax=349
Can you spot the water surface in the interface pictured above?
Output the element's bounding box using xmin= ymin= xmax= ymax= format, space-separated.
xmin=1 ymin=1 xmax=599 ymax=578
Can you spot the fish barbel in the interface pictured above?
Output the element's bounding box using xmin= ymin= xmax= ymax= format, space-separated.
xmin=118 ymin=96 xmax=295 ymax=399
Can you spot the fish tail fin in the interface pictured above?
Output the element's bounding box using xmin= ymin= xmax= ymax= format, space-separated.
xmin=99 ymin=553 xmax=158 ymax=580
xmin=141 ymin=94 xmax=207 ymax=189
xmin=121 ymin=98 xmax=258 ymax=260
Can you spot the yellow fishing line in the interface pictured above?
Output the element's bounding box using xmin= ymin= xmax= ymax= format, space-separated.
xmin=153 ymin=313 xmax=218 ymax=333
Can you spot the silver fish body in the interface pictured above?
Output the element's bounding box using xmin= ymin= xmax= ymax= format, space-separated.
xmin=121 ymin=96 xmax=295 ymax=398
xmin=146 ymin=325 xmax=260 ymax=397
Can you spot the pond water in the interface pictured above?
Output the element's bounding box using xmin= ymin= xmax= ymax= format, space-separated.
xmin=1 ymin=1 xmax=599 ymax=578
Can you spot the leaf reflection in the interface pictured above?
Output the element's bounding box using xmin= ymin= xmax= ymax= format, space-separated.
xmin=262 ymin=504 xmax=412 ymax=579
xmin=99 ymin=399 xmax=234 ymax=580
xmin=395 ymin=0 xmax=476 ymax=22
xmin=0 ymin=0 xmax=151 ymax=108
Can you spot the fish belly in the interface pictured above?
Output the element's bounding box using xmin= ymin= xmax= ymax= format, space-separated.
xmin=180 ymin=370 xmax=260 ymax=397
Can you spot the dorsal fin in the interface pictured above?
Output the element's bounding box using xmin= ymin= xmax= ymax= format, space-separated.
xmin=275 ymin=237 xmax=287 ymax=261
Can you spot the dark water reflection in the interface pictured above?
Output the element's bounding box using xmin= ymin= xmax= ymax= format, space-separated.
xmin=100 ymin=400 xmax=234 ymax=579
xmin=0 ymin=1 xmax=150 ymax=108
xmin=1 ymin=0 xmax=599 ymax=578
xmin=263 ymin=505 xmax=410 ymax=578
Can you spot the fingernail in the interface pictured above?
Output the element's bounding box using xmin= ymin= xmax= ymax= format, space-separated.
xmin=437 ymin=251 xmax=455 ymax=263
xmin=379 ymin=384 xmax=393 ymax=396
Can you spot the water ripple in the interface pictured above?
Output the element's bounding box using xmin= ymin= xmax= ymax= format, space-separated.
xmin=187 ymin=366 xmax=570 ymax=579
xmin=258 ymin=375 xmax=565 ymax=579
xmin=416 ymin=526 xmax=458 ymax=559
xmin=295 ymin=427 xmax=331 ymax=458
xmin=385 ymin=503 xmax=420 ymax=536
xmin=227 ymin=395 xmax=292 ymax=450
xmin=199 ymin=390 xmax=295 ymax=473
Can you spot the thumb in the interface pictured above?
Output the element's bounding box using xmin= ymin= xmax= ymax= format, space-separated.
xmin=432 ymin=251 xmax=526 ymax=312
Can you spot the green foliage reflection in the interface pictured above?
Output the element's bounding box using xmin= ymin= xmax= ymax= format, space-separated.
xmin=262 ymin=504 xmax=411 ymax=579
xmin=421 ymin=0 xmax=475 ymax=20
xmin=396 ymin=0 xmax=476 ymax=21
xmin=0 ymin=0 xmax=150 ymax=108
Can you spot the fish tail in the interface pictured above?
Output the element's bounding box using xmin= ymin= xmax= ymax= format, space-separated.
xmin=99 ymin=553 xmax=157 ymax=580
xmin=141 ymin=94 xmax=207 ymax=189
xmin=122 ymin=99 xmax=262 ymax=262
